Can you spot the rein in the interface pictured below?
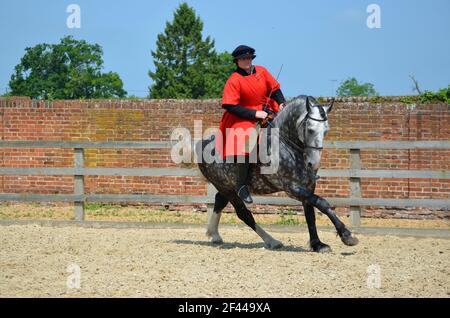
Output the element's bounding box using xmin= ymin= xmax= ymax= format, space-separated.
xmin=267 ymin=104 xmax=327 ymax=152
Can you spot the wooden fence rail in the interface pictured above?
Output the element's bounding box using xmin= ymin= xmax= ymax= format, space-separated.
xmin=1 ymin=140 xmax=449 ymax=226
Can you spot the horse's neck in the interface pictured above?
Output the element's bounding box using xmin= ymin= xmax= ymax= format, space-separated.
xmin=273 ymin=103 xmax=307 ymax=141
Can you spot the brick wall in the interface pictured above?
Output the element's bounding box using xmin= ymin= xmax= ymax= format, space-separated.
xmin=0 ymin=96 xmax=449 ymax=219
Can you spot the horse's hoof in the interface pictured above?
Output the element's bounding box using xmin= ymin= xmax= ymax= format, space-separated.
xmin=265 ymin=239 xmax=283 ymax=250
xmin=311 ymin=241 xmax=332 ymax=253
xmin=342 ymin=236 xmax=359 ymax=246
xmin=207 ymin=231 xmax=223 ymax=244
xmin=211 ymin=235 xmax=223 ymax=245
xmin=340 ymin=230 xmax=359 ymax=246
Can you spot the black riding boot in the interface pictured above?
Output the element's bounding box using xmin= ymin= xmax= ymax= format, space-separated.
xmin=236 ymin=162 xmax=253 ymax=204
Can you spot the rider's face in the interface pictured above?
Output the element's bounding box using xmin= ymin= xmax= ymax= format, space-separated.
xmin=237 ymin=56 xmax=253 ymax=71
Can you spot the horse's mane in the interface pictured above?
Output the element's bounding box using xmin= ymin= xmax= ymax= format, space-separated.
xmin=285 ymin=95 xmax=307 ymax=108
xmin=284 ymin=95 xmax=319 ymax=109
xmin=273 ymin=95 xmax=309 ymax=127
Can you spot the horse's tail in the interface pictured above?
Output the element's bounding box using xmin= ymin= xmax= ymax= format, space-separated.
xmin=195 ymin=136 xmax=217 ymax=183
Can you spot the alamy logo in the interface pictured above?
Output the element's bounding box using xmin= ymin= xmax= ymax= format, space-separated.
xmin=366 ymin=4 xmax=381 ymax=29
xmin=366 ymin=264 xmax=381 ymax=289
xmin=170 ymin=121 xmax=280 ymax=175
xmin=66 ymin=263 xmax=81 ymax=289
xmin=66 ymin=4 xmax=81 ymax=29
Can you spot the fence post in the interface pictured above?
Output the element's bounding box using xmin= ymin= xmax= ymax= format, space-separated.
xmin=349 ymin=149 xmax=362 ymax=227
xmin=206 ymin=183 xmax=217 ymax=221
xmin=74 ymin=148 xmax=85 ymax=221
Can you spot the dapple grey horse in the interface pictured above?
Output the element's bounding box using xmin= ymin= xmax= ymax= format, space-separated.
xmin=197 ymin=95 xmax=358 ymax=252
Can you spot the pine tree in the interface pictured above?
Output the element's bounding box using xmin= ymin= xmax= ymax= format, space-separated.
xmin=148 ymin=3 xmax=233 ymax=99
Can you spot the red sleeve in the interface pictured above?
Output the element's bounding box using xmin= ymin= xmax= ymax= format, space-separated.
xmin=260 ymin=66 xmax=281 ymax=95
xmin=221 ymin=76 xmax=240 ymax=106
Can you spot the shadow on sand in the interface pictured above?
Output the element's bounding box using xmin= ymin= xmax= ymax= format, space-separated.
xmin=172 ymin=239 xmax=309 ymax=253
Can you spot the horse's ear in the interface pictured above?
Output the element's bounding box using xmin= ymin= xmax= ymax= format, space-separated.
xmin=306 ymin=96 xmax=311 ymax=112
xmin=327 ymin=98 xmax=335 ymax=113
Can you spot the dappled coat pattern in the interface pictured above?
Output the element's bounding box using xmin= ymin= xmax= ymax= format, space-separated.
xmin=198 ymin=95 xmax=359 ymax=252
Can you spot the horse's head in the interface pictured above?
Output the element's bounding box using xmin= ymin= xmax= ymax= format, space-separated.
xmin=296 ymin=96 xmax=334 ymax=172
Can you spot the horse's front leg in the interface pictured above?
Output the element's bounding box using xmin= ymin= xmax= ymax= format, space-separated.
xmin=302 ymin=202 xmax=332 ymax=253
xmin=291 ymin=187 xmax=359 ymax=246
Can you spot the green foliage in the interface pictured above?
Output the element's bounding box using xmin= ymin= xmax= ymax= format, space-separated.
xmin=400 ymin=85 xmax=450 ymax=104
xmin=202 ymin=52 xmax=235 ymax=98
xmin=336 ymin=77 xmax=379 ymax=97
xmin=276 ymin=208 xmax=301 ymax=226
xmin=399 ymin=95 xmax=420 ymax=104
xmin=85 ymin=202 xmax=119 ymax=211
xmin=148 ymin=3 xmax=234 ymax=99
xmin=419 ymin=86 xmax=450 ymax=103
xmin=8 ymin=36 xmax=126 ymax=100
xmin=368 ymin=96 xmax=384 ymax=103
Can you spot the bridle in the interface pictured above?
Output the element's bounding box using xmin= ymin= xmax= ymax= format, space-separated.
xmin=264 ymin=98 xmax=332 ymax=154
xmin=300 ymin=106 xmax=328 ymax=151
xmin=271 ymin=105 xmax=327 ymax=152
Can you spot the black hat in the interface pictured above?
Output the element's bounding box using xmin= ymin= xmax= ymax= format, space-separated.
xmin=232 ymin=45 xmax=256 ymax=60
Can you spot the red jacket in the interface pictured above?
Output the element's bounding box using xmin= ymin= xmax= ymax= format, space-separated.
xmin=216 ymin=65 xmax=281 ymax=158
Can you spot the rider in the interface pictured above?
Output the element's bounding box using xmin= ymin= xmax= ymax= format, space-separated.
xmin=218 ymin=45 xmax=286 ymax=203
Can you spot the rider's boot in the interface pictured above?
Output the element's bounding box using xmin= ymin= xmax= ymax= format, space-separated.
xmin=236 ymin=162 xmax=253 ymax=204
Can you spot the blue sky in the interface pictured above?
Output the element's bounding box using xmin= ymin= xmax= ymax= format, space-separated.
xmin=0 ymin=0 xmax=449 ymax=97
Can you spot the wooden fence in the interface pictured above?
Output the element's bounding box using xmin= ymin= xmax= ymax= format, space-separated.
xmin=0 ymin=140 xmax=449 ymax=226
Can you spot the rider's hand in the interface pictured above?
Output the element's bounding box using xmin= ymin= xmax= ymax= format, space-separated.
xmin=255 ymin=111 xmax=268 ymax=119
xmin=279 ymin=103 xmax=285 ymax=111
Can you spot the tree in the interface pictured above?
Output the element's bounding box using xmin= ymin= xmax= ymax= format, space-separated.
xmin=336 ymin=77 xmax=378 ymax=97
xmin=202 ymin=52 xmax=235 ymax=98
xmin=148 ymin=3 xmax=234 ymax=99
xmin=9 ymin=36 xmax=126 ymax=99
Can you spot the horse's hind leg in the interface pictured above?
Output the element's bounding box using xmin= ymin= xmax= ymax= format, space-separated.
xmin=229 ymin=195 xmax=283 ymax=249
xmin=302 ymin=202 xmax=331 ymax=253
xmin=206 ymin=192 xmax=229 ymax=244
